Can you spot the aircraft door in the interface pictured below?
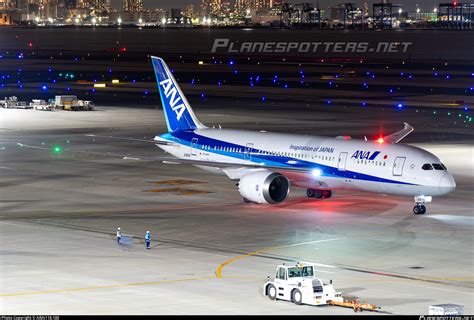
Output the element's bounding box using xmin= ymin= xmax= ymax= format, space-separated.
xmin=190 ymin=138 xmax=198 ymax=156
xmin=338 ymin=152 xmax=348 ymax=171
xmin=244 ymin=143 xmax=253 ymax=161
xmin=393 ymin=157 xmax=406 ymax=176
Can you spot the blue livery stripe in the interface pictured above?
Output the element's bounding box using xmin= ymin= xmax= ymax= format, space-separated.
xmin=160 ymin=131 xmax=417 ymax=186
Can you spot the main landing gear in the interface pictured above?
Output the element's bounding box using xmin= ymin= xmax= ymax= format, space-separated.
xmin=307 ymin=189 xmax=332 ymax=199
xmin=413 ymin=195 xmax=432 ymax=215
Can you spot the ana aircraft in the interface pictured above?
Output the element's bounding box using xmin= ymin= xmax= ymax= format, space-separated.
xmin=149 ymin=57 xmax=455 ymax=214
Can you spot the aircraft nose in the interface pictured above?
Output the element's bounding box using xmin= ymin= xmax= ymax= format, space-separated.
xmin=439 ymin=173 xmax=456 ymax=195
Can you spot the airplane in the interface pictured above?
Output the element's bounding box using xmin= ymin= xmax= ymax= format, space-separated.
xmin=134 ymin=57 xmax=457 ymax=214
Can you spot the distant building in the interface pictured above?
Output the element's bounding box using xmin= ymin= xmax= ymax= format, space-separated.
xmin=0 ymin=12 xmax=14 ymax=24
xmin=0 ymin=0 xmax=15 ymax=11
xmin=66 ymin=0 xmax=77 ymax=10
xmin=169 ymin=8 xmax=182 ymax=22
xmin=182 ymin=4 xmax=194 ymax=19
xmin=123 ymin=0 xmax=142 ymax=12
xmin=235 ymin=0 xmax=271 ymax=12
xmin=109 ymin=8 xmax=165 ymax=24
xmin=44 ymin=0 xmax=58 ymax=19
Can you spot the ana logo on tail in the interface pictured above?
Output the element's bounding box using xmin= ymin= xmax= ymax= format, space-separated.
xmin=160 ymin=78 xmax=186 ymax=121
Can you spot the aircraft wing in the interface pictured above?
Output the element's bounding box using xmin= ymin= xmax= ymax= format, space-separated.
xmin=16 ymin=142 xmax=315 ymax=174
xmin=382 ymin=122 xmax=414 ymax=143
xmin=85 ymin=134 xmax=178 ymax=146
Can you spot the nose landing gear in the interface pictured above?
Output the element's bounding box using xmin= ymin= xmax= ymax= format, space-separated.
xmin=413 ymin=205 xmax=426 ymax=215
xmin=413 ymin=195 xmax=432 ymax=215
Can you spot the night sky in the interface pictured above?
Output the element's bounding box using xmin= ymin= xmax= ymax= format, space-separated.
xmin=109 ymin=0 xmax=442 ymax=11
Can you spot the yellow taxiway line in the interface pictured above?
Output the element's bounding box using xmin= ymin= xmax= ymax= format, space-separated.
xmin=0 ymin=276 xmax=215 ymax=298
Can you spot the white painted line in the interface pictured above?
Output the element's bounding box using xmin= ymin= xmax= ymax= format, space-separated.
xmin=279 ymin=237 xmax=345 ymax=248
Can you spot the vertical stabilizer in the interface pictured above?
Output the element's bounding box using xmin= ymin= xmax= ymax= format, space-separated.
xmin=151 ymin=56 xmax=206 ymax=132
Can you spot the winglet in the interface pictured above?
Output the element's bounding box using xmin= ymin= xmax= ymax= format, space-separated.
xmin=383 ymin=123 xmax=414 ymax=143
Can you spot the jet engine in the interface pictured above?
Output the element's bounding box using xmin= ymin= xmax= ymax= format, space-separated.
xmin=238 ymin=171 xmax=290 ymax=204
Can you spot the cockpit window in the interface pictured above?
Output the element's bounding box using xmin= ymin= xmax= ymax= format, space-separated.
xmin=432 ymin=163 xmax=445 ymax=170
xmin=441 ymin=164 xmax=447 ymax=170
xmin=422 ymin=163 xmax=433 ymax=170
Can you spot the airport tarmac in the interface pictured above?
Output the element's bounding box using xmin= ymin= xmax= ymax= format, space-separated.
xmin=0 ymin=102 xmax=473 ymax=315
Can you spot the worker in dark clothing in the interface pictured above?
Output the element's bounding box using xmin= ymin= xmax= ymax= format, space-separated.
xmin=145 ymin=230 xmax=151 ymax=249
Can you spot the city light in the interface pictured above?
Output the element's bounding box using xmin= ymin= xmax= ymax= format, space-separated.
xmin=92 ymin=17 xmax=97 ymax=25
xmin=161 ymin=18 xmax=166 ymax=25
xmin=117 ymin=18 xmax=122 ymax=25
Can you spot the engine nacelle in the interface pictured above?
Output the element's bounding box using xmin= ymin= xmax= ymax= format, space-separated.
xmin=238 ymin=171 xmax=290 ymax=204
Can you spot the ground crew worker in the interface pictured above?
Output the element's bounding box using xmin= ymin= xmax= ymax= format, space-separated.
xmin=145 ymin=230 xmax=151 ymax=249
xmin=116 ymin=227 xmax=122 ymax=244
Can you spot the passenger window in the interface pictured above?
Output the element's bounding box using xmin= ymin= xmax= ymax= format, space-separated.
xmin=432 ymin=163 xmax=444 ymax=170
xmin=422 ymin=163 xmax=433 ymax=170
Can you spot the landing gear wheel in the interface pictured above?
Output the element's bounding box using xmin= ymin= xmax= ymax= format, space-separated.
xmin=306 ymin=189 xmax=315 ymax=198
xmin=267 ymin=284 xmax=277 ymax=300
xmin=292 ymin=289 xmax=302 ymax=305
xmin=243 ymin=197 xmax=252 ymax=203
xmin=413 ymin=205 xmax=426 ymax=215
xmin=420 ymin=205 xmax=426 ymax=214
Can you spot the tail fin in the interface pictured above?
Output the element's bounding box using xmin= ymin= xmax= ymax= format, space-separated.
xmin=151 ymin=56 xmax=205 ymax=132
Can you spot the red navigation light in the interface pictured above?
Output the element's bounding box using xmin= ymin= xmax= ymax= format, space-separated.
xmin=376 ymin=137 xmax=385 ymax=144
xmin=453 ymin=0 xmax=457 ymax=6
xmin=28 ymin=42 xmax=33 ymax=48
xmin=120 ymin=47 xmax=127 ymax=52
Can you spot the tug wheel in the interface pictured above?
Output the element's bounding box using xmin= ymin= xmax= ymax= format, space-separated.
xmin=267 ymin=285 xmax=277 ymax=300
xmin=292 ymin=289 xmax=302 ymax=305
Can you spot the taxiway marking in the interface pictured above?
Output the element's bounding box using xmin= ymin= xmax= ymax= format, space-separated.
xmin=0 ymin=276 xmax=214 ymax=297
xmin=215 ymin=238 xmax=344 ymax=278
